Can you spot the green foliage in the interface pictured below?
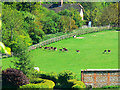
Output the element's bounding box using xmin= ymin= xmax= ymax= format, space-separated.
xmin=20 ymin=83 xmax=49 ymax=88
xmin=30 ymin=78 xmax=44 ymax=84
xmin=42 ymin=79 xmax=55 ymax=88
xmin=68 ymin=79 xmax=86 ymax=88
xmin=32 ymin=71 xmax=58 ymax=83
xmin=97 ymin=3 xmax=118 ymax=26
xmin=12 ymin=36 xmax=34 ymax=76
xmin=21 ymin=78 xmax=55 ymax=88
xmin=81 ymin=2 xmax=113 ymax=26
xmin=0 ymin=42 xmax=11 ymax=55
xmin=59 ymin=16 xmax=78 ymax=33
xmin=58 ymin=70 xmax=76 ymax=84
xmin=72 ymin=84 xmax=84 ymax=89
xmin=2 ymin=68 xmax=29 ymax=88
xmin=32 ymin=6 xmax=60 ymax=34
xmin=58 ymin=8 xmax=84 ymax=27
xmin=43 ymin=32 xmax=64 ymax=41
xmin=2 ymin=5 xmax=32 ymax=51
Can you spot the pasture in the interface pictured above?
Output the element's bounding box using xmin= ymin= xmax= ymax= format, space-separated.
xmin=2 ymin=30 xmax=118 ymax=79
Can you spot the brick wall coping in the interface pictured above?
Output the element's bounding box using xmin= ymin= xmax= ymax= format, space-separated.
xmin=81 ymin=69 xmax=120 ymax=72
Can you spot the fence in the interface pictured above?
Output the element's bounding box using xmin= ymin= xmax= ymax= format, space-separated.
xmin=29 ymin=26 xmax=111 ymax=51
xmin=81 ymin=69 xmax=120 ymax=88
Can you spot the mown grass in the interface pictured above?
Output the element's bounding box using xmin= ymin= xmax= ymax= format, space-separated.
xmin=2 ymin=30 xmax=118 ymax=79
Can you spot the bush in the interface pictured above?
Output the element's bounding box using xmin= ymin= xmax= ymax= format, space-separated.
xmin=30 ymin=78 xmax=44 ymax=84
xmin=2 ymin=68 xmax=29 ymax=88
xmin=32 ymin=71 xmax=58 ymax=83
xmin=58 ymin=70 xmax=76 ymax=84
xmin=72 ymin=84 xmax=83 ymax=89
xmin=20 ymin=83 xmax=49 ymax=88
xmin=21 ymin=78 xmax=55 ymax=88
xmin=43 ymin=79 xmax=55 ymax=88
xmin=68 ymin=79 xmax=86 ymax=88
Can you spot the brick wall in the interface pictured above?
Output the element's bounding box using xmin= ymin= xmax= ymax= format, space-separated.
xmin=81 ymin=69 xmax=120 ymax=88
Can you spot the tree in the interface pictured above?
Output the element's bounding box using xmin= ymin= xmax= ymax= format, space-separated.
xmin=2 ymin=5 xmax=32 ymax=51
xmin=58 ymin=16 xmax=77 ymax=33
xmin=58 ymin=8 xmax=84 ymax=27
xmin=81 ymin=2 xmax=112 ymax=26
xmin=12 ymin=36 xmax=34 ymax=76
xmin=98 ymin=3 xmax=118 ymax=26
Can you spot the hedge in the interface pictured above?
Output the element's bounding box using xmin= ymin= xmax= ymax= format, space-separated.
xmin=32 ymin=71 xmax=58 ymax=84
xmin=68 ymin=79 xmax=86 ymax=88
xmin=24 ymin=78 xmax=55 ymax=88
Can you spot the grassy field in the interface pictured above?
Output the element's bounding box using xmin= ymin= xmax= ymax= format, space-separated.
xmin=2 ymin=30 xmax=118 ymax=79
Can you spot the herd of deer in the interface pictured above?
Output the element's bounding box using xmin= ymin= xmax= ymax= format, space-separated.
xmin=31 ymin=46 xmax=111 ymax=54
xmin=40 ymin=46 xmax=111 ymax=54
xmin=40 ymin=46 xmax=80 ymax=53
xmin=103 ymin=50 xmax=111 ymax=54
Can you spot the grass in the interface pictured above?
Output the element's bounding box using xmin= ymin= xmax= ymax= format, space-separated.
xmin=2 ymin=30 xmax=118 ymax=79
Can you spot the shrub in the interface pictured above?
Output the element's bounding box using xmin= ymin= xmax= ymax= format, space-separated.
xmin=68 ymin=79 xmax=86 ymax=88
xmin=32 ymin=71 xmax=58 ymax=83
xmin=30 ymin=78 xmax=44 ymax=84
xmin=58 ymin=70 xmax=76 ymax=84
xmin=43 ymin=79 xmax=55 ymax=88
xmin=20 ymin=83 xmax=49 ymax=88
xmin=21 ymin=78 xmax=55 ymax=88
xmin=72 ymin=84 xmax=83 ymax=89
xmin=2 ymin=68 xmax=29 ymax=88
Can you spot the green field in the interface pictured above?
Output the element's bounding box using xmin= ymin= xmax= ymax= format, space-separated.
xmin=2 ymin=30 xmax=118 ymax=79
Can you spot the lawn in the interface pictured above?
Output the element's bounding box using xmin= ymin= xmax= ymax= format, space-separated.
xmin=2 ymin=30 xmax=118 ymax=79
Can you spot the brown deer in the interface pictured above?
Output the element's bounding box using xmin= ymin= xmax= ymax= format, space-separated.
xmin=54 ymin=47 xmax=57 ymax=51
xmin=103 ymin=50 xmax=107 ymax=54
xmin=108 ymin=50 xmax=111 ymax=53
xmin=63 ymin=48 xmax=68 ymax=51
xmin=76 ymin=50 xmax=80 ymax=53
xmin=59 ymin=49 xmax=64 ymax=52
xmin=44 ymin=47 xmax=48 ymax=49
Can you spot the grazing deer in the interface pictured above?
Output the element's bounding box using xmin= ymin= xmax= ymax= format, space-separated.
xmin=63 ymin=48 xmax=68 ymax=51
xmin=54 ymin=47 xmax=57 ymax=51
xmin=48 ymin=47 xmax=51 ymax=50
xmin=40 ymin=47 xmax=42 ymax=48
xmin=103 ymin=50 xmax=107 ymax=54
xmin=64 ymin=49 xmax=68 ymax=51
xmin=50 ymin=47 xmax=54 ymax=50
xmin=76 ymin=50 xmax=80 ymax=53
xmin=108 ymin=50 xmax=111 ymax=53
xmin=59 ymin=49 xmax=63 ymax=52
xmin=44 ymin=47 xmax=48 ymax=49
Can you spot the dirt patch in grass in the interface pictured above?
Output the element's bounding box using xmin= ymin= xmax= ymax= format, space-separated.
xmin=112 ymin=31 xmax=119 ymax=32
xmin=76 ymin=37 xmax=84 ymax=39
xmin=92 ymin=35 xmax=96 ymax=36
xmin=99 ymin=33 xmax=104 ymax=34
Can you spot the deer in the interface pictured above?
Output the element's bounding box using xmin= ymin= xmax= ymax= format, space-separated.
xmin=59 ymin=49 xmax=64 ymax=52
xmin=62 ymin=47 xmax=68 ymax=51
xmin=108 ymin=50 xmax=111 ymax=53
xmin=54 ymin=47 xmax=57 ymax=51
xmin=44 ymin=47 xmax=48 ymax=49
xmin=76 ymin=50 xmax=80 ymax=53
xmin=103 ymin=50 xmax=107 ymax=54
